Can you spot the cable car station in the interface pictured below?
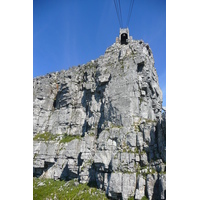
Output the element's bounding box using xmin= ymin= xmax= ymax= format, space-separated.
xmin=116 ymin=28 xmax=133 ymax=45
xmin=113 ymin=0 xmax=134 ymax=45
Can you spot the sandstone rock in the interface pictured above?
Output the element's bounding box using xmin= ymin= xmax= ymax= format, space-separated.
xmin=136 ymin=132 xmax=143 ymax=147
xmin=159 ymin=174 xmax=166 ymax=199
xmin=135 ymin=175 xmax=146 ymax=199
xmin=122 ymin=173 xmax=137 ymax=199
xmin=37 ymin=182 xmax=45 ymax=187
xmin=146 ymin=173 xmax=158 ymax=200
xmin=126 ymin=131 xmax=136 ymax=147
xmin=140 ymin=152 xmax=148 ymax=166
xmin=33 ymin=39 xmax=165 ymax=199
xmin=94 ymin=150 xmax=112 ymax=168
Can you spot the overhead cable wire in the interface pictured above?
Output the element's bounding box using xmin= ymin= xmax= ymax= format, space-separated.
xmin=114 ymin=0 xmax=122 ymax=27
xmin=126 ymin=0 xmax=135 ymax=27
xmin=118 ymin=0 xmax=123 ymax=28
xmin=126 ymin=0 xmax=134 ymax=27
xmin=126 ymin=0 xmax=132 ymax=26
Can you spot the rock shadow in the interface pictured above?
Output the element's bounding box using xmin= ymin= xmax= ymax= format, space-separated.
xmin=87 ymin=163 xmax=98 ymax=188
xmin=81 ymin=69 xmax=111 ymax=138
xmin=60 ymin=162 xmax=79 ymax=181
xmin=33 ymin=167 xmax=44 ymax=178
xmin=152 ymin=178 xmax=160 ymax=200
xmin=145 ymin=117 xmax=166 ymax=164
xmin=33 ymin=161 xmax=54 ymax=178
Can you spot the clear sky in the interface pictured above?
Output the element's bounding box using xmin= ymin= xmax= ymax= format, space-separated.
xmin=33 ymin=0 xmax=166 ymax=106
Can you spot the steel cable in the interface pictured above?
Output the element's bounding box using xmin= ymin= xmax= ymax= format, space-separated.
xmin=114 ymin=0 xmax=122 ymax=27
xmin=126 ymin=0 xmax=134 ymax=27
xmin=118 ymin=0 xmax=123 ymax=27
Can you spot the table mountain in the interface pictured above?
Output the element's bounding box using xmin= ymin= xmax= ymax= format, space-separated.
xmin=33 ymin=39 xmax=166 ymax=200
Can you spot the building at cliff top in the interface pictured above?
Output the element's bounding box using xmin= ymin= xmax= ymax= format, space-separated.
xmin=116 ymin=28 xmax=133 ymax=45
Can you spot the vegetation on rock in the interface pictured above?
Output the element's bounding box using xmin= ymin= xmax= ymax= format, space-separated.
xmin=33 ymin=178 xmax=108 ymax=200
xmin=33 ymin=132 xmax=81 ymax=143
xmin=33 ymin=132 xmax=58 ymax=141
xmin=141 ymin=196 xmax=148 ymax=200
xmin=59 ymin=134 xmax=81 ymax=143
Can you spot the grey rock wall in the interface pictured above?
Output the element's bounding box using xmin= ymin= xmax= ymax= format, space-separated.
xmin=33 ymin=40 xmax=166 ymax=200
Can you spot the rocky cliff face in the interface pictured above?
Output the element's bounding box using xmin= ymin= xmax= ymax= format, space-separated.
xmin=33 ymin=39 xmax=166 ymax=200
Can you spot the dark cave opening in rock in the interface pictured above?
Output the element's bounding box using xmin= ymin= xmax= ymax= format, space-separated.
xmin=137 ymin=61 xmax=144 ymax=72
xmin=53 ymin=99 xmax=56 ymax=108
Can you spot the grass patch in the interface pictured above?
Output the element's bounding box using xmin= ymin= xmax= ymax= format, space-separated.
xmin=110 ymin=123 xmax=122 ymax=129
xmin=134 ymin=147 xmax=139 ymax=154
xmin=141 ymin=196 xmax=148 ymax=200
xmin=133 ymin=121 xmax=140 ymax=132
xmin=139 ymin=97 xmax=144 ymax=105
xmin=142 ymin=168 xmax=157 ymax=177
xmin=150 ymin=168 xmax=156 ymax=174
xmin=121 ymin=141 xmax=132 ymax=153
xmin=122 ymin=170 xmax=134 ymax=174
xmin=123 ymin=149 xmax=134 ymax=153
xmin=33 ymin=132 xmax=58 ymax=142
xmin=145 ymin=118 xmax=157 ymax=123
xmin=33 ymin=178 xmax=108 ymax=200
xmin=140 ymin=150 xmax=146 ymax=155
xmin=88 ymin=132 xmax=96 ymax=137
xmin=159 ymin=171 xmax=166 ymax=175
xmin=33 ymin=132 xmax=81 ymax=144
xmin=59 ymin=134 xmax=81 ymax=143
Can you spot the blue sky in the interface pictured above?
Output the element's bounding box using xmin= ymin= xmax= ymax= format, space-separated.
xmin=33 ymin=0 xmax=166 ymax=106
